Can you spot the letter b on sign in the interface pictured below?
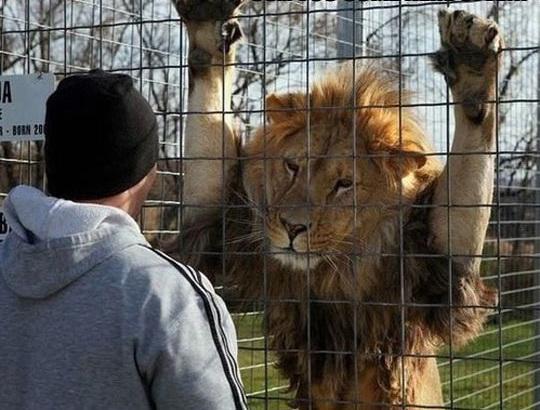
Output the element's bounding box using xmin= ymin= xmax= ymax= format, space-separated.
xmin=0 ymin=210 xmax=11 ymax=240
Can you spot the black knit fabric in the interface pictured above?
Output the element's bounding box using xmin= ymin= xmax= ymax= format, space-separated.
xmin=45 ymin=69 xmax=158 ymax=200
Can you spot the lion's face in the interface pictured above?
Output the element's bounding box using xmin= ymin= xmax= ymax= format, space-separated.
xmin=242 ymin=65 xmax=437 ymax=271
xmin=244 ymin=124 xmax=381 ymax=271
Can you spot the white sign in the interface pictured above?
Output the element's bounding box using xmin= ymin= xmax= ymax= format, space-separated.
xmin=0 ymin=73 xmax=55 ymax=141
xmin=0 ymin=208 xmax=11 ymax=242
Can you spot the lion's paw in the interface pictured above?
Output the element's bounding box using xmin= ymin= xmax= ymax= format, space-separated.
xmin=439 ymin=9 xmax=502 ymax=55
xmin=173 ymin=0 xmax=244 ymax=59
xmin=433 ymin=9 xmax=503 ymax=85
xmin=173 ymin=0 xmax=244 ymax=22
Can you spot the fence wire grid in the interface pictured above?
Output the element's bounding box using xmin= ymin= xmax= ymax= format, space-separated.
xmin=1 ymin=0 xmax=540 ymax=409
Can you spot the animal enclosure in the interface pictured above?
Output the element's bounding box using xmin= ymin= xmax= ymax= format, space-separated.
xmin=1 ymin=0 xmax=539 ymax=408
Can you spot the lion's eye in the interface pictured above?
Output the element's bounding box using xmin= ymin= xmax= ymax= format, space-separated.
xmin=284 ymin=160 xmax=299 ymax=176
xmin=334 ymin=178 xmax=353 ymax=194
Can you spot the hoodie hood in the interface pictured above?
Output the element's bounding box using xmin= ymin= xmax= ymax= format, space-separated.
xmin=0 ymin=185 xmax=148 ymax=299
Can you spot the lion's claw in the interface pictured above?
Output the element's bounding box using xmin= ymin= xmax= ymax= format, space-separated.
xmin=219 ymin=21 xmax=243 ymax=53
xmin=173 ymin=0 xmax=245 ymax=22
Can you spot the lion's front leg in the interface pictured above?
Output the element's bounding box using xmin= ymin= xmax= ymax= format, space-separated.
xmin=427 ymin=9 xmax=503 ymax=344
xmin=173 ymin=0 xmax=244 ymax=226
xmin=429 ymin=10 xmax=503 ymax=343
xmin=430 ymin=8 xmax=503 ymax=269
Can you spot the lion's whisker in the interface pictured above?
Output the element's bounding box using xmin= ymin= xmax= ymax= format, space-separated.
xmin=226 ymin=231 xmax=265 ymax=245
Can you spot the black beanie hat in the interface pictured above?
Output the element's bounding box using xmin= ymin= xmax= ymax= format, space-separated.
xmin=45 ymin=69 xmax=158 ymax=200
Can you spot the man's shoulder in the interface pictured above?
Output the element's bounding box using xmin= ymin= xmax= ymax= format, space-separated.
xmin=109 ymin=244 xmax=211 ymax=295
xmin=96 ymin=244 xmax=222 ymax=338
xmin=104 ymin=244 xmax=214 ymax=312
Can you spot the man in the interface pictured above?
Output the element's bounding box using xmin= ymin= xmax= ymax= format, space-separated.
xmin=0 ymin=70 xmax=247 ymax=410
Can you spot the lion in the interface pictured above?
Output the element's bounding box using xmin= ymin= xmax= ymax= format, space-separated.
xmin=172 ymin=1 xmax=502 ymax=408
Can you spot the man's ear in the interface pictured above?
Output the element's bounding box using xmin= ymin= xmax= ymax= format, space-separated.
xmin=266 ymin=92 xmax=307 ymax=124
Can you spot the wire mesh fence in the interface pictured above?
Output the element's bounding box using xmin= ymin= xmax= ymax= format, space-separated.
xmin=1 ymin=0 xmax=539 ymax=409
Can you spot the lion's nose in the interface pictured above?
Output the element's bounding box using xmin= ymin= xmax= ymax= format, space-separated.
xmin=280 ymin=217 xmax=309 ymax=242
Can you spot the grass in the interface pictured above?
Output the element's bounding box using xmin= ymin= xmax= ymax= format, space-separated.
xmin=234 ymin=314 xmax=538 ymax=409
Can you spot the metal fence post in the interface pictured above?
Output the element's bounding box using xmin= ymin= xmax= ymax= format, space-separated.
xmin=336 ymin=0 xmax=363 ymax=59
xmin=534 ymin=46 xmax=540 ymax=410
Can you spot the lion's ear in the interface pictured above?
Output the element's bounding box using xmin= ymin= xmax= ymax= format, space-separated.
xmin=369 ymin=139 xmax=427 ymax=180
xmin=266 ymin=92 xmax=307 ymax=124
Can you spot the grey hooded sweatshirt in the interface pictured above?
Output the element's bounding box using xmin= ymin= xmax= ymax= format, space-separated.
xmin=0 ymin=186 xmax=247 ymax=410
